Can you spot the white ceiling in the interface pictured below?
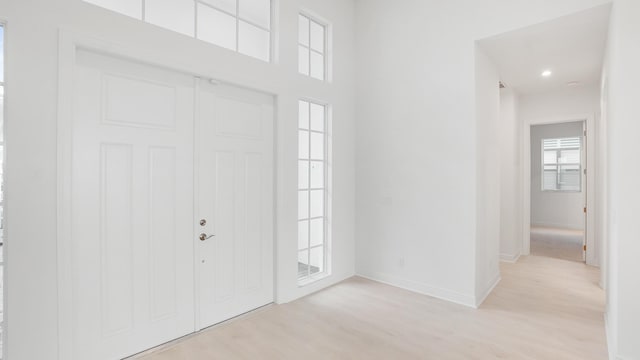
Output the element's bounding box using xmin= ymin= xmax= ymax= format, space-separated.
xmin=479 ymin=5 xmax=611 ymax=95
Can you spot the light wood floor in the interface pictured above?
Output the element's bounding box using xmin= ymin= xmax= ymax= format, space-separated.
xmin=531 ymin=226 xmax=584 ymax=262
xmin=136 ymin=256 xmax=606 ymax=360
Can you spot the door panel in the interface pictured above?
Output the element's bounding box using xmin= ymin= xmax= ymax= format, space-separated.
xmin=71 ymin=50 xmax=195 ymax=360
xmin=197 ymin=81 xmax=274 ymax=329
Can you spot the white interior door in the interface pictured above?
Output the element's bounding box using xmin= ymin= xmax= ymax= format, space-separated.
xmin=70 ymin=50 xmax=195 ymax=359
xmin=196 ymin=80 xmax=274 ymax=329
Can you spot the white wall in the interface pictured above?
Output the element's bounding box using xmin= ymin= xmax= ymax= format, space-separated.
xmin=474 ymin=46 xmax=501 ymax=304
xmin=0 ymin=0 xmax=356 ymax=358
xmin=530 ymin=121 xmax=585 ymax=230
xmin=499 ymin=88 xmax=522 ymax=261
xmin=519 ymin=85 xmax=601 ymax=122
xmin=603 ymin=1 xmax=640 ymax=358
xmin=355 ymin=0 xmax=612 ymax=308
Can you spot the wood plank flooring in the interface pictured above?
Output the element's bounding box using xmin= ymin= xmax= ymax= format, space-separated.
xmin=135 ymin=255 xmax=606 ymax=360
xmin=531 ymin=226 xmax=584 ymax=262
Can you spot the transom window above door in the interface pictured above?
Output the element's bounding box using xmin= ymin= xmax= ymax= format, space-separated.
xmin=83 ymin=0 xmax=272 ymax=62
xmin=542 ymin=137 xmax=582 ymax=192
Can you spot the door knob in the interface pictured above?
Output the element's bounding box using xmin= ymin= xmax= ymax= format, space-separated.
xmin=199 ymin=233 xmax=215 ymax=241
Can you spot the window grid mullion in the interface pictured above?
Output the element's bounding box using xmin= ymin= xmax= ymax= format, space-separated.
xmin=299 ymin=215 xmax=324 ymax=222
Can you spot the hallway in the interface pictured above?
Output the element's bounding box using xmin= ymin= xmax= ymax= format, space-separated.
xmin=135 ymin=256 xmax=606 ymax=360
xmin=531 ymin=227 xmax=585 ymax=262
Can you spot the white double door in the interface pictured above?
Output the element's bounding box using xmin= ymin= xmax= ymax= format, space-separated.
xmin=70 ymin=50 xmax=274 ymax=360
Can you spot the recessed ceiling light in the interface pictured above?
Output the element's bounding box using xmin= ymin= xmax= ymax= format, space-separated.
xmin=541 ymin=70 xmax=552 ymax=77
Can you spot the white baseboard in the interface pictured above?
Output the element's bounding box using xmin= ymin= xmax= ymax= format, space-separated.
xmin=530 ymin=222 xmax=583 ymax=231
xmin=500 ymin=252 xmax=521 ymax=263
xmin=475 ymin=273 xmax=501 ymax=308
xmin=356 ymin=272 xmax=476 ymax=308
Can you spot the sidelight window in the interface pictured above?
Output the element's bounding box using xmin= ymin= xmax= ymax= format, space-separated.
xmin=297 ymin=100 xmax=328 ymax=283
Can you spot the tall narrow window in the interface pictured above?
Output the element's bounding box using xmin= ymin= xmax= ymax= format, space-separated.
xmin=298 ymin=100 xmax=328 ymax=282
xmin=82 ymin=0 xmax=272 ymax=62
xmin=542 ymin=137 xmax=582 ymax=192
xmin=298 ymin=14 xmax=326 ymax=81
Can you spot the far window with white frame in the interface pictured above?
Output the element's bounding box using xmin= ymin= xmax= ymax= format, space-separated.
xmin=298 ymin=100 xmax=328 ymax=282
xmin=298 ymin=14 xmax=326 ymax=81
xmin=82 ymin=0 xmax=272 ymax=62
xmin=542 ymin=137 xmax=582 ymax=192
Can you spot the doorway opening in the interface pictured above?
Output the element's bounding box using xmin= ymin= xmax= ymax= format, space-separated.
xmin=477 ymin=4 xmax=609 ymax=269
xmin=529 ymin=121 xmax=586 ymax=263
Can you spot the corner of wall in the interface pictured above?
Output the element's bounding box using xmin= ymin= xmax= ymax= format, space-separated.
xmin=474 ymin=273 xmax=501 ymax=308
xmin=356 ymin=272 xmax=478 ymax=308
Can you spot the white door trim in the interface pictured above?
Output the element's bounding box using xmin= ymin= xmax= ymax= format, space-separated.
xmin=56 ymin=30 xmax=278 ymax=360
xmin=521 ymin=113 xmax=598 ymax=266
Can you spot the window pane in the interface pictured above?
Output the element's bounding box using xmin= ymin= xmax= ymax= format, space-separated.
xmin=543 ymin=150 xmax=557 ymax=164
xmin=310 ymin=190 xmax=323 ymax=218
xmin=559 ymin=165 xmax=580 ymax=191
xmin=238 ymin=21 xmax=270 ymax=61
xmin=299 ymin=101 xmax=309 ymax=129
xmin=310 ymin=247 xmax=324 ymax=274
xmin=84 ymin=0 xmax=142 ymax=19
xmin=197 ymin=4 xmax=237 ymax=50
xmin=310 ymin=218 xmax=323 ymax=247
xmin=310 ymin=103 xmax=325 ymax=131
xmin=199 ymin=0 xmax=236 ymax=14
xmin=298 ymin=130 xmax=309 ymax=159
xmin=298 ymin=220 xmax=309 ymax=250
xmin=559 ymin=137 xmax=581 ymax=148
xmin=310 ymin=51 xmax=324 ymax=80
xmin=239 ymin=0 xmax=270 ymax=29
xmin=298 ymin=46 xmax=310 ymax=75
xmin=310 ymin=20 xmax=324 ymax=53
xmin=310 ymin=161 xmax=323 ymax=188
xmin=299 ymin=15 xmax=309 ymax=46
xmin=298 ymin=160 xmax=309 ymax=189
xmin=310 ymin=132 xmax=324 ymax=160
xmin=559 ymin=149 xmax=580 ymax=164
xmin=145 ymin=0 xmax=195 ymax=36
xmin=298 ymin=191 xmax=309 ymax=220
xmin=543 ymin=170 xmax=558 ymax=191
xmin=298 ymin=250 xmax=309 ymax=278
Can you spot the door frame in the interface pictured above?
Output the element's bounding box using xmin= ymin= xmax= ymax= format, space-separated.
xmin=56 ymin=30 xmax=278 ymax=360
xmin=521 ymin=113 xmax=597 ymax=266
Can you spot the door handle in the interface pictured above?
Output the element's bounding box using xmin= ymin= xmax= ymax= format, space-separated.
xmin=199 ymin=233 xmax=215 ymax=241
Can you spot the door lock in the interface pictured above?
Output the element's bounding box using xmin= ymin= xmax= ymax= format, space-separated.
xmin=200 ymin=219 xmax=207 ymax=226
xmin=199 ymin=233 xmax=215 ymax=241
